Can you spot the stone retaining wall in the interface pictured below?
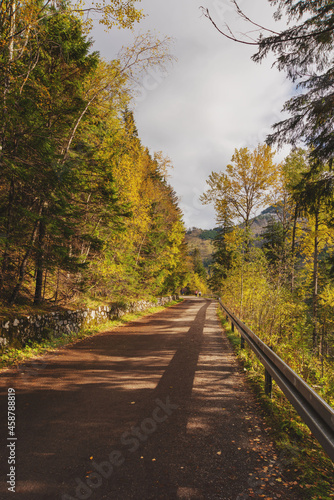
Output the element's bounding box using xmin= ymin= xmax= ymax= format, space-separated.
xmin=0 ymin=296 xmax=178 ymax=348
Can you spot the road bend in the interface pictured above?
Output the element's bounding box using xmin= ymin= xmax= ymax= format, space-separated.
xmin=0 ymin=298 xmax=300 ymax=500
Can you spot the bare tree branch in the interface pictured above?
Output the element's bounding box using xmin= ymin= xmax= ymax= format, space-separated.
xmin=232 ymin=0 xmax=280 ymax=36
xmin=200 ymin=7 xmax=257 ymax=45
xmin=200 ymin=4 xmax=334 ymax=47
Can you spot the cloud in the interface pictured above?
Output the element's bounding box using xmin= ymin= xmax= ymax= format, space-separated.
xmin=89 ymin=0 xmax=293 ymax=229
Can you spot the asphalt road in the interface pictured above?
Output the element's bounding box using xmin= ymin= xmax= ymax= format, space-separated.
xmin=0 ymin=298 xmax=301 ymax=499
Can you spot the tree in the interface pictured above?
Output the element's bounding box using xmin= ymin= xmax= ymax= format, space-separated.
xmin=201 ymin=0 xmax=334 ymax=164
xmin=200 ymin=144 xmax=278 ymax=229
xmin=281 ymin=148 xmax=312 ymax=290
xmin=190 ymin=248 xmax=207 ymax=281
xmin=0 ymin=6 xmax=102 ymax=305
xmin=80 ymin=109 xmax=189 ymax=300
xmin=0 ymin=0 xmax=177 ymax=305
xmin=292 ymin=166 xmax=334 ymax=350
xmin=0 ymin=0 xmax=144 ymax=150
xmin=208 ymin=220 xmax=234 ymax=292
xmin=263 ymin=150 xmax=311 ymax=288
xmin=262 ymin=216 xmax=285 ymax=267
xmin=0 ymin=0 xmax=143 ymax=57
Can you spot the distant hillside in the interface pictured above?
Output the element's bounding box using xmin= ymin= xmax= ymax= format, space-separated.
xmin=185 ymin=207 xmax=279 ymax=264
xmin=199 ymin=229 xmax=219 ymax=240
xmin=185 ymin=228 xmax=215 ymax=268
xmin=249 ymin=206 xmax=279 ymax=239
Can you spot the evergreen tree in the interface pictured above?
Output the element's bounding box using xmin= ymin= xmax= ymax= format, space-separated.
xmin=208 ymin=216 xmax=234 ymax=293
xmin=2 ymin=6 xmax=101 ymax=304
xmin=262 ymin=217 xmax=285 ymax=267
xmin=202 ymin=1 xmax=334 ymax=164
xmin=191 ymin=247 xmax=207 ymax=282
xmin=292 ymin=166 xmax=334 ymax=349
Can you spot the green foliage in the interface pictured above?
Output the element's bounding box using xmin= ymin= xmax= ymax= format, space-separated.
xmin=199 ymin=229 xmax=219 ymax=240
xmin=208 ymin=225 xmax=234 ymax=292
xmin=262 ymin=217 xmax=285 ymax=266
xmin=220 ymin=313 xmax=334 ymax=499
xmin=254 ymin=1 xmax=334 ymax=164
xmin=190 ymin=247 xmax=207 ymax=281
xmin=0 ymin=2 xmax=187 ymax=309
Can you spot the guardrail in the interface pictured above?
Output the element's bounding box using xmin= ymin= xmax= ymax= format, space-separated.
xmin=218 ymin=299 xmax=334 ymax=462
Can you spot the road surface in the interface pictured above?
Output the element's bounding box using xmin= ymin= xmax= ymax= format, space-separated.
xmin=0 ymin=298 xmax=300 ymax=499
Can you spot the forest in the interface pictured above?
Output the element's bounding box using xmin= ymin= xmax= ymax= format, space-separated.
xmin=1 ymin=1 xmax=334 ymax=397
xmin=200 ymin=0 xmax=334 ymax=419
xmin=202 ymin=144 xmax=334 ymax=410
xmin=0 ymin=0 xmax=207 ymax=315
xmin=1 ymin=1 xmax=333 ymax=492
xmin=200 ymin=140 xmax=334 ymax=494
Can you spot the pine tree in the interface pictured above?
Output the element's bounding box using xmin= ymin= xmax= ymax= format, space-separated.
xmin=291 ymin=165 xmax=334 ymax=349
xmin=208 ymin=228 xmax=233 ymax=292
xmin=202 ymin=1 xmax=334 ymax=164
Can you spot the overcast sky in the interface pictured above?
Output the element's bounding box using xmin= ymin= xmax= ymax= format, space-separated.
xmin=88 ymin=0 xmax=293 ymax=229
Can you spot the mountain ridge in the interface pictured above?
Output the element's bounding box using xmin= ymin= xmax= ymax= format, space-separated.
xmin=185 ymin=206 xmax=278 ymax=263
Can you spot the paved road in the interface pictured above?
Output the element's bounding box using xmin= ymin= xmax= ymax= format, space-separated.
xmin=0 ymin=298 xmax=300 ymax=499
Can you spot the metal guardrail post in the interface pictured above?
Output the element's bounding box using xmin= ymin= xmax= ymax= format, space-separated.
xmin=265 ymin=346 xmax=274 ymax=397
xmin=265 ymin=368 xmax=272 ymax=398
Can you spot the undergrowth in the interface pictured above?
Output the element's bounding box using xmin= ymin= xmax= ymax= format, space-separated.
xmin=218 ymin=309 xmax=334 ymax=500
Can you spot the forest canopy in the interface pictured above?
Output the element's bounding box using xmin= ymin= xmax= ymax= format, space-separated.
xmin=0 ymin=0 xmax=200 ymax=308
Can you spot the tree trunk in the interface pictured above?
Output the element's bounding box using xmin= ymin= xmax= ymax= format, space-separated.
xmin=8 ymin=204 xmax=42 ymax=305
xmin=54 ymin=268 xmax=60 ymax=304
xmin=291 ymin=205 xmax=298 ymax=292
xmin=1 ymin=3 xmax=16 ymax=292
xmin=33 ymin=218 xmax=46 ymax=305
xmin=240 ymin=259 xmax=244 ymax=319
xmin=0 ymin=178 xmax=15 ymax=291
xmin=312 ymin=210 xmax=319 ymax=351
